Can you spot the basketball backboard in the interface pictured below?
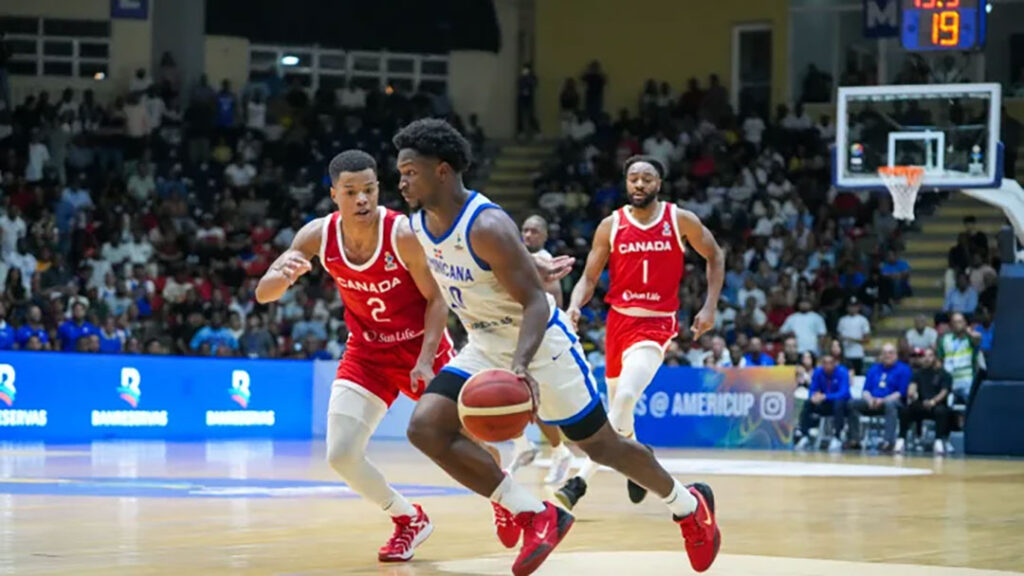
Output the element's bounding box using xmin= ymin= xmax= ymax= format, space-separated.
xmin=834 ymin=83 xmax=1002 ymax=190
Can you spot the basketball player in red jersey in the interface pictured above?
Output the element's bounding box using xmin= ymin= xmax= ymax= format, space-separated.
xmin=256 ymin=150 xmax=572 ymax=563
xmin=555 ymin=155 xmax=724 ymax=511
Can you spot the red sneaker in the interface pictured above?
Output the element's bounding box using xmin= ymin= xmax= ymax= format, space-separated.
xmin=492 ymin=501 xmax=521 ymax=548
xmin=511 ymin=502 xmax=574 ymax=576
xmin=378 ymin=504 xmax=433 ymax=562
xmin=675 ymin=483 xmax=721 ymax=573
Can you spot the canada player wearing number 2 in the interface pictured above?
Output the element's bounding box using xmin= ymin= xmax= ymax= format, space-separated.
xmin=254 ymin=150 xmax=572 ymax=564
xmin=396 ymin=119 xmax=722 ymax=576
xmin=555 ymin=155 xmax=726 ymax=513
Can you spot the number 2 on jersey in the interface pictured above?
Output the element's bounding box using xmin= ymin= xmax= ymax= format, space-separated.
xmin=448 ymin=286 xmax=466 ymax=309
xmin=368 ymin=297 xmax=390 ymax=323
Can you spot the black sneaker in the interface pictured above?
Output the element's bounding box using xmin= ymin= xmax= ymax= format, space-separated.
xmin=627 ymin=444 xmax=655 ymax=504
xmin=554 ymin=476 xmax=587 ymax=511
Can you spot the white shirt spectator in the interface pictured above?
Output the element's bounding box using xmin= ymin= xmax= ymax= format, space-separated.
xmin=273 ymin=226 xmax=297 ymax=250
xmin=742 ymin=116 xmax=766 ymax=146
xmin=642 ymin=136 xmax=676 ymax=173
xmin=682 ymin=197 xmax=714 ymax=221
xmin=782 ymin=110 xmax=813 ymax=130
xmin=130 ymin=73 xmax=153 ymax=94
xmin=781 ymin=311 xmax=827 ymax=355
xmin=738 ymin=286 xmax=767 ymax=309
xmin=127 ymin=170 xmax=156 ymax=202
xmin=61 ymin=186 xmax=94 ymax=213
xmin=162 ymin=277 xmax=192 ymax=304
xmin=338 ymin=86 xmax=367 ymax=109
xmin=246 ymin=100 xmax=266 ymax=132
xmin=124 ymin=236 xmax=154 ymax=264
xmin=0 ymin=212 xmax=27 ymax=255
xmin=837 ymin=313 xmax=871 ymax=359
xmin=714 ymin=307 xmax=737 ymax=332
xmin=144 ymin=95 xmax=166 ymax=131
xmin=766 ymin=178 xmax=794 ymax=199
xmin=817 ymin=119 xmax=836 ymax=141
xmin=225 ymin=162 xmax=257 ymax=188
xmin=905 ymin=326 xmax=938 ymax=350
xmin=124 ymin=100 xmax=149 ymax=137
xmin=8 ymin=250 xmax=36 ymax=291
xmin=100 ymin=241 xmax=130 ymax=266
xmin=569 ymin=117 xmax=596 ymax=142
xmin=25 ymin=142 xmax=50 ymax=182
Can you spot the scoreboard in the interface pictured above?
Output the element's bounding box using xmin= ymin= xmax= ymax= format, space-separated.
xmin=900 ymin=0 xmax=987 ymax=51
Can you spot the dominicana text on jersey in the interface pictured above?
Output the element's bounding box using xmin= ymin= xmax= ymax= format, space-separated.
xmin=410 ymin=192 xmax=557 ymax=355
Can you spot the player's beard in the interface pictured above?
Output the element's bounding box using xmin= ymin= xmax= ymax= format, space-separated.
xmin=628 ymin=189 xmax=658 ymax=208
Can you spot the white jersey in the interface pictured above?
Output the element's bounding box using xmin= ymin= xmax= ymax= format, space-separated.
xmin=413 ymin=191 xmax=599 ymax=425
xmin=411 ymin=191 xmax=555 ymax=361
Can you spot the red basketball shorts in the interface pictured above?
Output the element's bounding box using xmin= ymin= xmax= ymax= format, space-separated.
xmin=335 ymin=333 xmax=456 ymax=406
xmin=604 ymin=308 xmax=678 ymax=380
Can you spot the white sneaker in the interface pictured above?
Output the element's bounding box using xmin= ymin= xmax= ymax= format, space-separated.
xmin=544 ymin=446 xmax=573 ymax=485
xmin=508 ymin=444 xmax=539 ymax=475
xmin=933 ymin=439 xmax=945 ymax=455
xmin=795 ymin=437 xmax=811 ymax=451
xmin=828 ymin=438 xmax=842 ymax=452
xmin=894 ymin=438 xmax=905 ymax=454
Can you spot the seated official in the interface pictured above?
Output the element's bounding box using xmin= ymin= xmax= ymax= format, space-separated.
xmin=899 ymin=347 xmax=952 ymax=455
xmin=846 ymin=343 xmax=911 ymax=452
xmin=795 ymin=354 xmax=850 ymax=452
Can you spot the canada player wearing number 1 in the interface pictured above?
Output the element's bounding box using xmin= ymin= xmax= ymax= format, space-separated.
xmin=555 ymin=155 xmax=725 ymax=512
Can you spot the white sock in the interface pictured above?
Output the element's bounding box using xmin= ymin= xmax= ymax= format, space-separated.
xmin=610 ymin=346 xmax=664 ymax=437
xmin=490 ymin=473 xmax=546 ymax=514
xmin=552 ymin=442 xmax=571 ymax=458
xmin=663 ymin=478 xmax=697 ymax=518
xmin=575 ymin=457 xmax=601 ymax=482
xmin=512 ymin=434 xmax=534 ymax=453
xmin=383 ymin=495 xmax=417 ymax=518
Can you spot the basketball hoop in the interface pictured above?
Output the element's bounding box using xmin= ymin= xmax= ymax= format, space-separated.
xmin=878 ymin=166 xmax=925 ymax=221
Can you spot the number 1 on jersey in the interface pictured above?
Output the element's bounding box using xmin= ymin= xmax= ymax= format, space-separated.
xmin=368 ymin=297 xmax=390 ymax=322
xmin=642 ymin=260 xmax=649 ymax=284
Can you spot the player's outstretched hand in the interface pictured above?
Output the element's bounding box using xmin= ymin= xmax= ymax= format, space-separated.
xmin=275 ymin=254 xmax=312 ymax=285
xmin=534 ymin=254 xmax=576 ymax=283
xmin=409 ymin=358 xmax=435 ymax=395
xmin=690 ymin=306 xmax=715 ymax=340
xmin=566 ymin=306 xmax=582 ymax=331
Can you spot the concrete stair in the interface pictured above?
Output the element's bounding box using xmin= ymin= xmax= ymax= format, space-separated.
xmin=480 ymin=140 xmax=555 ymax=221
xmin=866 ymin=194 xmax=1004 ymax=356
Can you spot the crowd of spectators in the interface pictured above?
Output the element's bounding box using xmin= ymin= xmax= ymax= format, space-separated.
xmin=0 ymin=54 xmax=486 ymax=359
xmin=531 ymin=65 xmax=1004 ymax=453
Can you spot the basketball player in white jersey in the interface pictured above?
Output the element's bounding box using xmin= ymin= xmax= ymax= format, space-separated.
xmin=555 ymin=156 xmax=724 ymax=511
xmin=394 ymin=119 xmax=721 ymax=576
xmin=510 ymin=215 xmax=575 ymax=485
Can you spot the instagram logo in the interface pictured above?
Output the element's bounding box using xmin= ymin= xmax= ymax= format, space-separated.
xmin=759 ymin=392 xmax=786 ymax=421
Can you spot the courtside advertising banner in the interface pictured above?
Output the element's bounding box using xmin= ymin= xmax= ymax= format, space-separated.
xmin=0 ymin=352 xmax=313 ymax=441
xmin=595 ymin=366 xmax=798 ymax=449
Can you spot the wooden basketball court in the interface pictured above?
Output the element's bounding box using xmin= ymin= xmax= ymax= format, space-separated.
xmin=1 ymin=440 xmax=1022 ymax=575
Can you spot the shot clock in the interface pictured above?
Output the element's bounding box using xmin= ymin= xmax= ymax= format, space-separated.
xmin=900 ymin=0 xmax=987 ymax=51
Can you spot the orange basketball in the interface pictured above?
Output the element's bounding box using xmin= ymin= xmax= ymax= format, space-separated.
xmin=457 ymin=369 xmax=535 ymax=443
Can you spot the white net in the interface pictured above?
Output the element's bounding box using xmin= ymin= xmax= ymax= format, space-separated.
xmin=878 ymin=166 xmax=925 ymax=221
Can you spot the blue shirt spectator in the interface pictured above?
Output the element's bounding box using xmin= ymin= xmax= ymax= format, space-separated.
xmin=98 ymin=321 xmax=125 ymax=354
xmin=0 ymin=320 xmax=14 ymax=350
xmin=16 ymin=325 xmax=49 ymax=347
xmin=973 ymin=321 xmax=994 ymax=352
xmin=216 ymin=82 xmax=236 ymax=128
xmin=809 ymin=363 xmax=851 ymax=400
xmin=190 ymin=313 xmax=239 ymax=354
xmin=58 ymin=319 xmax=99 ymax=351
xmin=863 ymin=358 xmax=912 ymax=399
xmin=744 ymin=352 xmax=775 ymax=366
xmin=945 ymin=274 xmax=978 ymax=314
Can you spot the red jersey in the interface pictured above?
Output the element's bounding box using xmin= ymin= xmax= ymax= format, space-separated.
xmin=319 ymin=207 xmax=427 ymax=348
xmin=604 ymin=202 xmax=686 ymax=315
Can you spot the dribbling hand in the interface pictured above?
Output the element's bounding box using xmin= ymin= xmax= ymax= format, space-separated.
xmin=274 ymin=255 xmax=312 ymax=285
xmin=512 ymin=365 xmax=540 ymax=415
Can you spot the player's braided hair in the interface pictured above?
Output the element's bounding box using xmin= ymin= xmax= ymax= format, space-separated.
xmin=329 ymin=150 xmax=377 ymax=183
xmin=623 ymin=155 xmax=666 ymax=178
xmin=392 ymin=118 xmax=472 ymax=173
